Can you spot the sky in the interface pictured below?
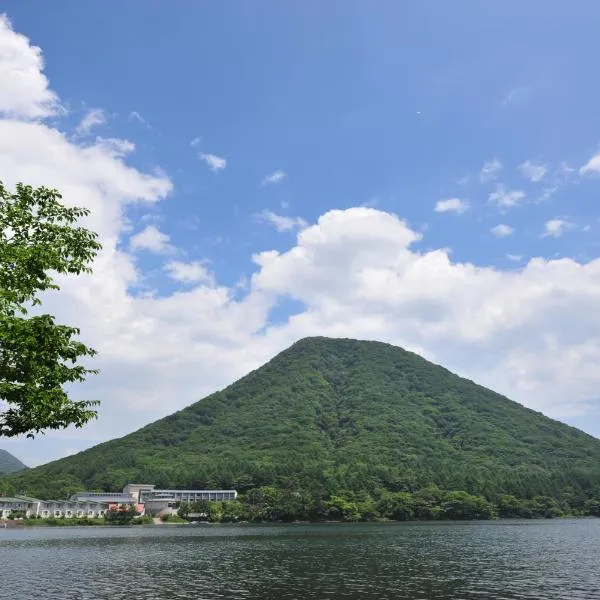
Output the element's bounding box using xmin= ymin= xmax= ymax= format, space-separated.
xmin=2 ymin=2 xmax=600 ymax=467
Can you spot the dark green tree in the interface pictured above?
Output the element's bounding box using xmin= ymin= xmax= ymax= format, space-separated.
xmin=0 ymin=182 xmax=101 ymax=438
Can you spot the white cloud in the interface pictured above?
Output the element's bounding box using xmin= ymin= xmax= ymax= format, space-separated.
xmin=76 ymin=108 xmax=106 ymax=135
xmin=519 ymin=160 xmax=547 ymax=182
xmin=543 ymin=219 xmax=573 ymax=238
xmin=580 ymin=152 xmax=600 ymax=176
xmin=262 ymin=169 xmax=286 ymax=186
xmin=190 ymin=136 xmax=202 ymax=147
xmin=199 ymin=152 xmax=226 ymax=171
xmin=491 ymin=224 xmax=514 ymax=238
xmin=0 ymin=15 xmax=62 ymax=119
xmin=257 ymin=210 xmax=308 ymax=232
xmin=4 ymin=17 xmax=600 ymax=467
xmin=480 ymin=159 xmax=503 ymax=182
xmin=434 ymin=198 xmax=469 ymax=214
xmin=489 ymin=185 xmax=526 ymax=208
xmin=94 ymin=137 xmax=135 ymax=158
xmin=506 ymin=254 xmax=522 ymax=262
xmin=165 ymin=260 xmax=213 ymax=284
xmin=129 ymin=225 xmax=174 ymax=254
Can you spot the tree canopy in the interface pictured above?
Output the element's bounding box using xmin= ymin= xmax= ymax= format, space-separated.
xmin=0 ymin=181 xmax=101 ymax=438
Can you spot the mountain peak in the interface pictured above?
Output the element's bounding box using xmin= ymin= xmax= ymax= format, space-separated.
xmin=0 ymin=449 xmax=27 ymax=474
xmin=4 ymin=337 xmax=600 ymax=504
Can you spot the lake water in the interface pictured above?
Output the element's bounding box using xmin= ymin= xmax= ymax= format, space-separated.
xmin=1 ymin=520 xmax=599 ymax=599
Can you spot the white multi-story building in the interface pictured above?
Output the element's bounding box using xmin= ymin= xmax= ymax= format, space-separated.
xmin=0 ymin=496 xmax=108 ymax=519
xmin=0 ymin=496 xmax=38 ymax=519
xmin=121 ymin=484 xmax=237 ymax=515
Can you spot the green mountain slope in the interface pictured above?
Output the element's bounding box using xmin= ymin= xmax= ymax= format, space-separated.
xmin=4 ymin=337 xmax=600 ymax=506
xmin=0 ymin=449 xmax=27 ymax=474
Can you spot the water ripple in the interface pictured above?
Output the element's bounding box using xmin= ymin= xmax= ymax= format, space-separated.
xmin=1 ymin=520 xmax=599 ymax=599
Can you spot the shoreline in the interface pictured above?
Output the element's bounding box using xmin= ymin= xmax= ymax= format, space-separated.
xmin=3 ymin=514 xmax=598 ymax=529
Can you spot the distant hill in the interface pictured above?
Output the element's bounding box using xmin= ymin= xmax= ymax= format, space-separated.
xmin=3 ymin=337 xmax=600 ymax=507
xmin=0 ymin=449 xmax=27 ymax=474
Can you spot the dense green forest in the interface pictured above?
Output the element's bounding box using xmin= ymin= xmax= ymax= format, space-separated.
xmin=0 ymin=449 xmax=27 ymax=474
xmin=2 ymin=337 xmax=600 ymax=520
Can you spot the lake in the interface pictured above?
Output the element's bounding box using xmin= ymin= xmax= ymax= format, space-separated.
xmin=1 ymin=520 xmax=599 ymax=599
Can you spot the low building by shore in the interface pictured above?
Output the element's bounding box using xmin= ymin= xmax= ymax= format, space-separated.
xmin=0 ymin=496 xmax=110 ymax=519
xmin=1 ymin=484 xmax=238 ymax=520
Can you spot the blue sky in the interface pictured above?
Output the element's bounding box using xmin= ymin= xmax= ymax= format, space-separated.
xmin=2 ymin=3 xmax=600 ymax=465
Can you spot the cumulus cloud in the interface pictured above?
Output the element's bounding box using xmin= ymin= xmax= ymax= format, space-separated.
xmin=480 ymin=159 xmax=503 ymax=182
xmin=129 ymin=225 xmax=174 ymax=254
xmin=258 ymin=210 xmax=308 ymax=232
xmin=165 ymin=260 xmax=213 ymax=284
xmin=4 ymin=17 xmax=600 ymax=467
xmin=434 ymin=198 xmax=469 ymax=214
xmin=519 ymin=160 xmax=547 ymax=182
xmin=0 ymin=14 xmax=62 ymax=118
xmin=76 ymin=108 xmax=106 ymax=135
xmin=543 ymin=219 xmax=573 ymax=238
xmin=199 ymin=152 xmax=226 ymax=172
xmin=489 ymin=185 xmax=526 ymax=208
xmin=491 ymin=224 xmax=514 ymax=238
xmin=262 ymin=169 xmax=286 ymax=186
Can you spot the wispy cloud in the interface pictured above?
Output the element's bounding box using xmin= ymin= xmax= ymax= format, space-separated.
xmin=502 ymin=85 xmax=533 ymax=106
xmin=489 ymin=185 xmax=526 ymax=208
xmin=127 ymin=111 xmax=150 ymax=128
xmin=129 ymin=225 xmax=174 ymax=254
xmin=491 ymin=224 xmax=515 ymax=238
xmin=190 ymin=136 xmax=202 ymax=147
xmin=543 ymin=219 xmax=573 ymax=238
xmin=506 ymin=254 xmax=522 ymax=262
xmin=76 ymin=108 xmax=106 ymax=135
xmin=94 ymin=137 xmax=135 ymax=158
xmin=434 ymin=198 xmax=469 ymax=214
xmin=257 ymin=210 xmax=307 ymax=232
xmin=262 ymin=169 xmax=286 ymax=186
xmin=537 ymin=186 xmax=558 ymax=203
xmin=519 ymin=160 xmax=547 ymax=182
xmin=199 ymin=153 xmax=227 ymax=172
xmin=480 ymin=159 xmax=503 ymax=182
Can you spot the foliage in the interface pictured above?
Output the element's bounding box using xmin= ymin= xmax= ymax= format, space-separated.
xmin=160 ymin=514 xmax=186 ymax=523
xmin=104 ymin=504 xmax=139 ymax=525
xmin=23 ymin=517 xmax=106 ymax=527
xmin=4 ymin=337 xmax=600 ymax=517
xmin=131 ymin=515 xmax=154 ymax=525
xmin=173 ymin=487 xmax=600 ymax=523
xmin=0 ymin=181 xmax=101 ymax=438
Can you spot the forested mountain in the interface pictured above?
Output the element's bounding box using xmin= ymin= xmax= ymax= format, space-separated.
xmin=0 ymin=449 xmax=27 ymax=474
xmin=3 ymin=337 xmax=600 ymax=518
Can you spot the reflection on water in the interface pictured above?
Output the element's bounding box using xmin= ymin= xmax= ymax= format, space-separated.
xmin=1 ymin=520 xmax=599 ymax=599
